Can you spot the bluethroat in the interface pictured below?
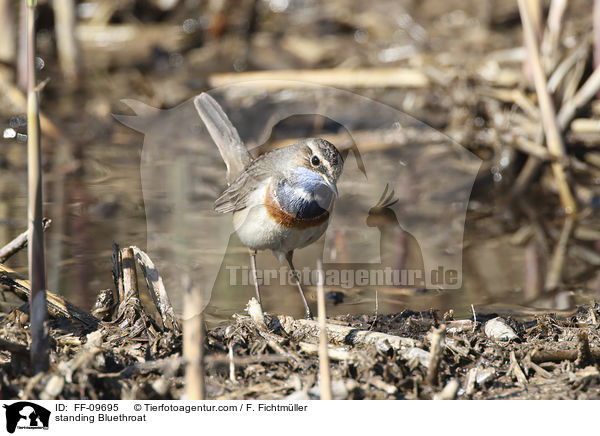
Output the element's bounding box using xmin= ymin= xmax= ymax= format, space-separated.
xmin=194 ymin=93 xmax=344 ymax=319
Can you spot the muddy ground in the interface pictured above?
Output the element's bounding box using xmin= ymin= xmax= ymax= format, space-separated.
xmin=2 ymin=292 xmax=600 ymax=400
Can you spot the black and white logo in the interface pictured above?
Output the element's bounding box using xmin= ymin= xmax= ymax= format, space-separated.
xmin=3 ymin=402 xmax=50 ymax=433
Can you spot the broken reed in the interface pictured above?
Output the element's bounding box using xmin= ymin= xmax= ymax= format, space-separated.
xmin=27 ymin=0 xmax=49 ymax=373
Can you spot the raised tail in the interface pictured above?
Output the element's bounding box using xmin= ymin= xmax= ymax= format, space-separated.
xmin=193 ymin=93 xmax=252 ymax=185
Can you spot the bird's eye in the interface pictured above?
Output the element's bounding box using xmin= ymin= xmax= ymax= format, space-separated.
xmin=311 ymin=155 xmax=320 ymax=167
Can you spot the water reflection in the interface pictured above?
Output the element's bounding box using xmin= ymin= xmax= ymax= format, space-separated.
xmin=0 ymin=88 xmax=595 ymax=322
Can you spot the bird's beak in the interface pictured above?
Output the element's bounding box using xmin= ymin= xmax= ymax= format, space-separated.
xmin=321 ymin=174 xmax=339 ymax=197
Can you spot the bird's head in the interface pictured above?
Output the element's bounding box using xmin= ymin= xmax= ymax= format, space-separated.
xmin=291 ymin=138 xmax=344 ymax=197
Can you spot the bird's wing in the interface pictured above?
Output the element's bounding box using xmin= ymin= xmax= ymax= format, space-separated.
xmin=194 ymin=93 xmax=252 ymax=185
xmin=214 ymin=156 xmax=274 ymax=213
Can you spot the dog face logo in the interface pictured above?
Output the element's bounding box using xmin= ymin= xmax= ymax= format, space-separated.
xmin=3 ymin=402 xmax=51 ymax=433
xmin=115 ymin=82 xmax=482 ymax=317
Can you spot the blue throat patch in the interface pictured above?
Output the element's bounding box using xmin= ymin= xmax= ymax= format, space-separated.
xmin=275 ymin=170 xmax=334 ymax=219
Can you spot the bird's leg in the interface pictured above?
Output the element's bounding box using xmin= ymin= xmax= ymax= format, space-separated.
xmin=285 ymin=251 xmax=313 ymax=319
xmin=249 ymin=249 xmax=262 ymax=304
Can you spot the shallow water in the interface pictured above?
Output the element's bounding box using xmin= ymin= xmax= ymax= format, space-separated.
xmin=1 ymin=86 xmax=590 ymax=324
xmin=1 ymin=0 xmax=597 ymax=323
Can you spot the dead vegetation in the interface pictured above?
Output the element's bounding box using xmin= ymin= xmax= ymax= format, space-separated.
xmin=2 ymin=262 xmax=600 ymax=400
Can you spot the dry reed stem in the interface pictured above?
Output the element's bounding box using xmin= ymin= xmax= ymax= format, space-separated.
xmin=0 ymin=218 xmax=51 ymax=263
xmin=557 ymin=66 xmax=600 ymax=129
xmin=119 ymin=247 xmax=140 ymax=311
xmin=316 ymin=259 xmax=331 ymax=400
xmin=52 ymin=0 xmax=79 ymax=82
xmin=208 ymin=67 xmax=429 ymax=89
xmin=0 ymin=0 xmax=15 ymax=63
xmin=17 ymin=0 xmax=27 ymax=91
xmin=183 ymin=276 xmax=205 ymax=400
xmin=545 ymin=215 xmax=574 ymax=290
xmin=594 ymin=0 xmax=600 ymax=81
xmin=131 ymin=246 xmax=180 ymax=333
xmin=26 ymin=0 xmax=48 ymax=374
xmin=293 ymin=318 xmax=419 ymax=350
xmin=0 ymin=263 xmax=99 ymax=327
xmin=426 ymin=325 xmax=445 ymax=386
xmin=518 ymin=0 xmax=577 ymax=216
xmin=541 ymin=0 xmax=568 ymax=71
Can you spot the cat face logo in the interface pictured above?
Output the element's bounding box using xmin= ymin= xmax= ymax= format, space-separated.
xmin=115 ymin=82 xmax=482 ymax=317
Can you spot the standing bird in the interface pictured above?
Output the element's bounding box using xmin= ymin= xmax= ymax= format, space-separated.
xmin=194 ymin=93 xmax=344 ymax=319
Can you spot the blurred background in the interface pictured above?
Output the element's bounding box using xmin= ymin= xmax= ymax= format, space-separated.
xmin=0 ymin=0 xmax=599 ymax=322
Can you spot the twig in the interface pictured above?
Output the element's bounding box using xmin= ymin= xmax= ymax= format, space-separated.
xmin=116 ymin=353 xmax=292 ymax=378
xmin=511 ymin=145 xmax=543 ymax=198
xmin=131 ymin=246 xmax=180 ymax=333
xmin=575 ymin=331 xmax=594 ymax=367
xmin=482 ymin=88 xmax=539 ymax=119
xmin=548 ymin=39 xmax=590 ymax=93
xmin=571 ymin=118 xmax=600 ymax=133
xmin=208 ymin=67 xmax=429 ymax=89
xmin=316 ymin=259 xmax=331 ymax=400
xmin=433 ymin=379 xmax=458 ymax=400
xmin=530 ymin=346 xmax=600 ymax=363
xmin=26 ymin=0 xmax=48 ymax=373
xmin=513 ymin=135 xmax=554 ymax=161
xmin=525 ymin=0 xmax=542 ymax=41
xmin=0 ymin=0 xmax=15 ymax=63
xmin=0 ymin=71 xmax=61 ymax=139
xmin=509 ymin=350 xmax=528 ymax=385
xmin=117 ymin=247 xmax=142 ymax=320
xmin=557 ymin=66 xmax=600 ymax=129
xmin=111 ymin=242 xmax=123 ymax=304
xmin=524 ymin=240 xmax=544 ymax=300
xmin=228 ymin=343 xmax=235 ymax=383
xmin=426 ymin=325 xmax=445 ymax=386
xmin=293 ymin=318 xmax=419 ymax=351
xmin=369 ymin=289 xmax=378 ymax=331
xmin=561 ymin=57 xmax=586 ymax=106
xmin=245 ymin=299 xmax=300 ymax=365
xmin=512 ymin=58 xmax=600 ymax=199
xmin=183 ymin=275 xmax=205 ymax=399
xmin=594 ymin=0 xmax=600 ymax=95
xmin=0 ymin=338 xmax=29 ymax=359
xmin=246 ymin=297 xmax=267 ymax=332
xmin=545 ymin=215 xmax=574 ymax=290
xmin=17 ymin=0 xmax=26 ymax=91
xmin=0 ymin=218 xmax=51 ymax=263
xmin=518 ymin=0 xmax=577 ymax=216
xmin=523 ymin=354 xmax=552 ymax=378
xmin=521 ymin=0 xmax=542 ymax=81
xmin=0 ymin=263 xmax=98 ymax=328
xmin=297 ymin=342 xmax=358 ymax=361
xmin=52 ymin=0 xmax=79 ymax=82
xmin=541 ymin=0 xmax=568 ymax=72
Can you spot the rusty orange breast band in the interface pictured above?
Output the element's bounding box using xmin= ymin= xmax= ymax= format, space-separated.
xmin=264 ymin=183 xmax=330 ymax=229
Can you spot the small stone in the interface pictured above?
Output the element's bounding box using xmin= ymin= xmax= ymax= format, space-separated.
xmin=484 ymin=317 xmax=518 ymax=342
xmin=84 ymin=330 xmax=104 ymax=349
xmin=40 ymin=375 xmax=64 ymax=400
